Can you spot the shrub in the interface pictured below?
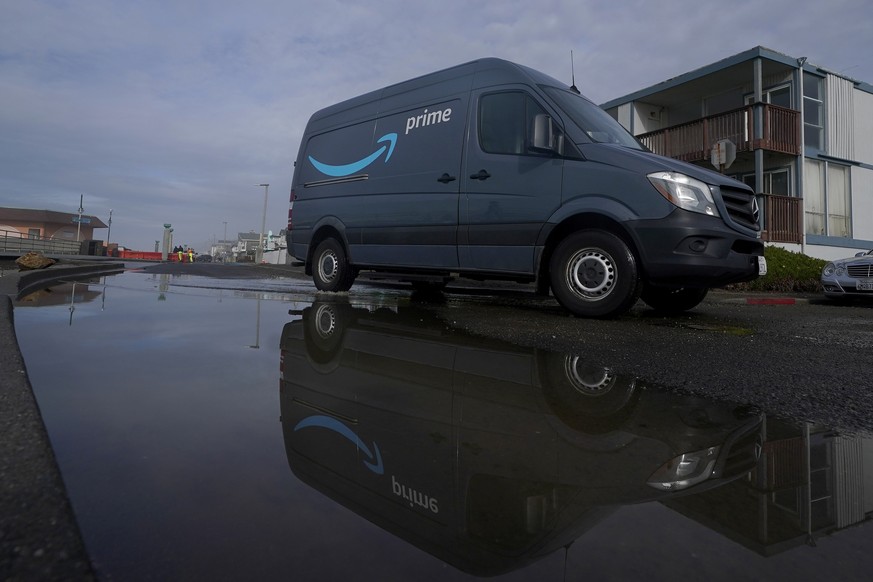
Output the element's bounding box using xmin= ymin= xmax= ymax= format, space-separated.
xmin=727 ymin=246 xmax=826 ymax=293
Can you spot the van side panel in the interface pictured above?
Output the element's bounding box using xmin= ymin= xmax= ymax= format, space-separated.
xmin=459 ymin=86 xmax=563 ymax=274
xmin=296 ymin=86 xmax=472 ymax=269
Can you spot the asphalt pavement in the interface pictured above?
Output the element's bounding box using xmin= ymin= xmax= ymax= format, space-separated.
xmin=0 ymin=256 xmax=865 ymax=580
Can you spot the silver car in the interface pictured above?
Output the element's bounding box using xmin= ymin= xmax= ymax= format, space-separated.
xmin=821 ymin=249 xmax=873 ymax=299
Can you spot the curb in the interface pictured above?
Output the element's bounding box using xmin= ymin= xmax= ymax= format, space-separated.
xmin=0 ymin=262 xmax=121 ymax=580
xmin=1 ymin=261 xmax=126 ymax=298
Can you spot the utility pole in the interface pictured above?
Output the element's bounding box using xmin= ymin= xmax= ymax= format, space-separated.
xmin=76 ymin=195 xmax=84 ymax=243
xmin=255 ymin=184 xmax=269 ymax=264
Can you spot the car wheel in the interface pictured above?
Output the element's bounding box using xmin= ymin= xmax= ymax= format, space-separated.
xmin=549 ymin=230 xmax=640 ymax=318
xmin=312 ymin=237 xmax=356 ymax=292
xmin=641 ymin=286 xmax=709 ymax=313
xmin=538 ymin=351 xmax=640 ymax=434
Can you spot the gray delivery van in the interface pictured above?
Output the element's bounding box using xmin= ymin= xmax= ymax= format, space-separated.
xmin=287 ymin=58 xmax=766 ymax=318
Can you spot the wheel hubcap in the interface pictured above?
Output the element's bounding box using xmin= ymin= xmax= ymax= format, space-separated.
xmin=566 ymin=248 xmax=615 ymax=300
xmin=314 ymin=304 xmax=337 ymax=338
xmin=318 ymin=251 xmax=338 ymax=282
xmin=564 ymin=355 xmax=616 ymax=395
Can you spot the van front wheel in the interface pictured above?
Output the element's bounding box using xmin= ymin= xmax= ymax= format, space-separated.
xmin=312 ymin=238 xmax=356 ymax=292
xmin=549 ymin=230 xmax=640 ymax=318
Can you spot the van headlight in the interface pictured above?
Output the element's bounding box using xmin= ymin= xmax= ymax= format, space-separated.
xmin=646 ymin=446 xmax=720 ymax=491
xmin=648 ymin=172 xmax=720 ymax=217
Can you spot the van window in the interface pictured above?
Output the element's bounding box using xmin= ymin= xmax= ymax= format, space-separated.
xmin=479 ymin=92 xmax=549 ymax=155
xmin=542 ymin=86 xmax=643 ymax=149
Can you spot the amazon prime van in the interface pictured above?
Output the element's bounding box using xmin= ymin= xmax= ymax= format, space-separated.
xmin=287 ymin=58 xmax=766 ymax=318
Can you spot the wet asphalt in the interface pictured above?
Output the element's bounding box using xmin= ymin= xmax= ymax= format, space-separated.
xmin=1 ymin=257 xmax=869 ymax=580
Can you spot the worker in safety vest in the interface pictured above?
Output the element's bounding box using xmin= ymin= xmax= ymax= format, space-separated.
xmin=187 ymin=248 xmax=194 ymax=263
xmin=177 ymin=248 xmax=184 ymax=262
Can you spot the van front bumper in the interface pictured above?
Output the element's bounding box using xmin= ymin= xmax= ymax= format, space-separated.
xmin=628 ymin=212 xmax=764 ymax=288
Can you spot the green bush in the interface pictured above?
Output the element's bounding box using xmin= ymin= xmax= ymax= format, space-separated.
xmin=727 ymin=246 xmax=827 ymax=293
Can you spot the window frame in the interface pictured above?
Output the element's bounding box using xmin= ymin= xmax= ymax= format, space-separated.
xmin=804 ymin=158 xmax=852 ymax=238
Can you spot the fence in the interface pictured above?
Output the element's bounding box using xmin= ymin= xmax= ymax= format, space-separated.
xmin=1 ymin=229 xmax=82 ymax=255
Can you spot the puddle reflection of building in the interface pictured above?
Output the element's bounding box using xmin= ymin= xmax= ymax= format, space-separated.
xmin=663 ymin=419 xmax=872 ymax=555
xmin=15 ymin=279 xmax=104 ymax=327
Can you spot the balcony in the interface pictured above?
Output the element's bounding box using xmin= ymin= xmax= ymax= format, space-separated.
xmin=638 ymin=104 xmax=801 ymax=162
xmin=759 ymin=194 xmax=802 ymax=244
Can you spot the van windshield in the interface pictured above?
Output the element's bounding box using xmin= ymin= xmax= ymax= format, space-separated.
xmin=542 ymin=86 xmax=643 ymax=149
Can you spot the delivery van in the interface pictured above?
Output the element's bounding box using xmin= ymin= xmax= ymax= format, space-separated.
xmin=287 ymin=58 xmax=766 ymax=318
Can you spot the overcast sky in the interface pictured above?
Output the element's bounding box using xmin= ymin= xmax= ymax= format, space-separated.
xmin=2 ymin=0 xmax=871 ymax=252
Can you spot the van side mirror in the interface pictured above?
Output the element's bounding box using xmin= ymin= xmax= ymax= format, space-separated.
xmin=531 ymin=114 xmax=558 ymax=153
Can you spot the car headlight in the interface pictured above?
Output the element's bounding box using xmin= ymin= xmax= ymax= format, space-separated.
xmin=823 ymin=263 xmax=835 ymax=277
xmin=648 ymin=172 xmax=720 ymax=217
xmin=647 ymin=446 xmax=720 ymax=491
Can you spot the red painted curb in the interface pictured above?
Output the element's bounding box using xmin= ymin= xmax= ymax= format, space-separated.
xmin=746 ymin=297 xmax=797 ymax=305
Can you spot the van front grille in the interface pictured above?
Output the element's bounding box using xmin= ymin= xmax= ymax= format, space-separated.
xmin=720 ymin=187 xmax=760 ymax=232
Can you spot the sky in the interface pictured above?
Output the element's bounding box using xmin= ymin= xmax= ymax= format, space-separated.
xmin=2 ymin=0 xmax=872 ymax=252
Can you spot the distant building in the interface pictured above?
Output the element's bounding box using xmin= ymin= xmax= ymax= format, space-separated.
xmin=233 ymin=231 xmax=262 ymax=262
xmin=601 ymin=46 xmax=873 ymax=261
xmin=0 ymin=206 xmax=108 ymax=241
xmin=1 ymin=206 xmax=109 ymax=255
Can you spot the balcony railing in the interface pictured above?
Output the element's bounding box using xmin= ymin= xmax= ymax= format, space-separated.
xmin=638 ymin=104 xmax=801 ymax=162
xmin=758 ymin=194 xmax=803 ymax=244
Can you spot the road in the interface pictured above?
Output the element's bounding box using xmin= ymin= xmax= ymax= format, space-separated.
xmin=143 ymin=262 xmax=873 ymax=434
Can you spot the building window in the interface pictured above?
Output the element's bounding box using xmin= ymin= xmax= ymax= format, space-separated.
xmin=803 ymin=73 xmax=824 ymax=150
xmin=745 ymin=84 xmax=792 ymax=108
xmin=805 ymin=159 xmax=851 ymax=237
xmin=28 ymin=228 xmax=41 ymax=239
xmin=740 ymin=168 xmax=791 ymax=196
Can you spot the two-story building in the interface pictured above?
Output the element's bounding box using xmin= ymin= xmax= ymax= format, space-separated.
xmin=602 ymin=46 xmax=873 ymax=261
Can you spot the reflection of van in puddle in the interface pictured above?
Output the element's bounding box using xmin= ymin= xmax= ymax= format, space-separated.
xmin=287 ymin=58 xmax=765 ymax=318
xmin=279 ymin=300 xmax=762 ymax=575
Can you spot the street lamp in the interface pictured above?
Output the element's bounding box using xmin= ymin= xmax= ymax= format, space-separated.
xmin=255 ymin=183 xmax=269 ymax=264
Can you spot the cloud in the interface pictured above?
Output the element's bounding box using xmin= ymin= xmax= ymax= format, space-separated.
xmin=2 ymin=0 xmax=871 ymax=250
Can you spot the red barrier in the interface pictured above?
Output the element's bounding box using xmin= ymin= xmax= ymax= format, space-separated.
xmin=118 ymin=250 xmax=164 ymax=261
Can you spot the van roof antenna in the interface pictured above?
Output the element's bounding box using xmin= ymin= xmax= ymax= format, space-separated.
xmin=570 ymin=50 xmax=580 ymax=94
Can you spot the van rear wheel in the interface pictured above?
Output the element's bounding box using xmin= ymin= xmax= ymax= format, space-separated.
xmin=312 ymin=237 xmax=356 ymax=292
xmin=549 ymin=230 xmax=640 ymax=318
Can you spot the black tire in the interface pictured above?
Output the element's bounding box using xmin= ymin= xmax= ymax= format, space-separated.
xmin=311 ymin=237 xmax=356 ymax=292
xmin=538 ymin=351 xmax=639 ymax=434
xmin=410 ymin=280 xmax=448 ymax=296
xmin=303 ymin=302 xmax=352 ymax=366
xmin=641 ymin=286 xmax=708 ymax=313
xmin=549 ymin=230 xmax=640 ymax=318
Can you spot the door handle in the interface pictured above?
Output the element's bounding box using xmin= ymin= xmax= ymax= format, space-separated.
xmin=437 ymin=173 xmax=456 ymax=184
xmin=469 ymin=169 xmax=491 ymax=180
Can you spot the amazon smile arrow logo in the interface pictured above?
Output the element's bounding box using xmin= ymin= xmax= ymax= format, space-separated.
xmin=308 ymin=133 xmax=398 ymax=177
xmin=293 ymin=414 xmax=384 ymax=474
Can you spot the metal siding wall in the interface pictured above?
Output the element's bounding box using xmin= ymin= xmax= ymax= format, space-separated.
xmin=826 ymin=74 xmax=854 ymax=160
xmin=854 ymin=89 xmax=873 ymax=165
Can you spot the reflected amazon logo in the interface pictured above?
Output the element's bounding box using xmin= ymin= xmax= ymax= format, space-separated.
xmin=294 ymin=414 xmax=384 ymax=474
xmin=308 ymin=133 xmax=397 ymax=177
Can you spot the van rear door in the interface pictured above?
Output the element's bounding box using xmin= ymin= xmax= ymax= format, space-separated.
xmin=460 ymin=89 xmax=563 ymax=274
